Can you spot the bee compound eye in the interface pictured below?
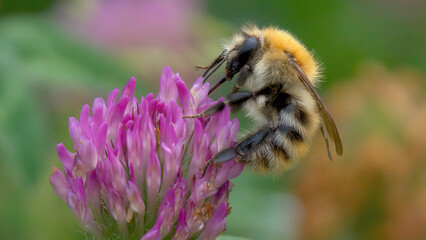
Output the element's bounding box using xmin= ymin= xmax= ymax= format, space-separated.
xmin=238 ymin=36 xmax=260 ymax=59
xmin=226 ymin=36 xmax=260 ymax=79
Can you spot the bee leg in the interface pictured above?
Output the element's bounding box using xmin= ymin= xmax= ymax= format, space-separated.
xmin=232 ymin=65 xmax=252 ymax=93
xmin=182 ymin=101 xmax=225 ymax=119
xmin=202 ymin=147 xmax=239 ymax=176
xmin=225 ymin=91 xmax=253 ymax=112
xmin=202 ymin=128 xmax=271 ymax=176
xmin=235 ymin=128 xmax=270 ymax=156
xmin=182 ymin=91 xmax=253 ymax=118
xmin=212 ymin=128 xmax=269 ymax=164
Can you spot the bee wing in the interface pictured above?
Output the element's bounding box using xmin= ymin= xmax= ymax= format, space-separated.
xmin=320 ymin=124 xmax=334 ymax=160
xmin=291 ymin=61 xmax=343 ymax=156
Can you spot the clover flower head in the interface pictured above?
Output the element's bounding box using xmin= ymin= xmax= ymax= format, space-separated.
xmin=50 ymin=66 xmax=243 ymax=239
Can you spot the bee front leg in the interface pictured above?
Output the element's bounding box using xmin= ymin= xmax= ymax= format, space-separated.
xmin=232 ymin=65 xmax=252 ymax=93
xmin=182 ymin=91 xmax=253 ymax=119
xmin=202 ymin=128 xmax=271 ymax=176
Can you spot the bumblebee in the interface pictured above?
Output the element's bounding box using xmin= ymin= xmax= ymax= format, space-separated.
xmin=185 ymin=24 xmax=343 ymax=173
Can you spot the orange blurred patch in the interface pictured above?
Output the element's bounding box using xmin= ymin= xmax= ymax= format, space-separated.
xmin=290 ymin=64 xmax=426 ymax=240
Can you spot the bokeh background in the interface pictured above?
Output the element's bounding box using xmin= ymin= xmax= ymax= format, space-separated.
xmin=1 ymin=0 xmax=426 ymax=239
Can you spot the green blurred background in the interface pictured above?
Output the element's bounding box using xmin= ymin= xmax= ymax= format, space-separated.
xmin=1 ymin=0 xmax=426 ymax=239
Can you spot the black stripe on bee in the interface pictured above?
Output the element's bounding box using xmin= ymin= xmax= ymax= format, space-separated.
xmin=259 ymin=156 xmax=271 ymax=169
xmin=279 ymin=126 xmax=304 ymax=142
xmin=272 ymin=144 xmax=290 ymax=161
xmin=288 ymin=130 xmax=303 ymax=142
xmin=256 ymin=84 xmax=279 ymax=96
xmin=281 ymin=103 xmax=310 ymax=126
xmin=294 ymin=106 xmax=309 ymax=126
xmin=271 ymin=91 xmax=291 ymax=111
xmin=257 ymin=84 xmax=292 ymax=111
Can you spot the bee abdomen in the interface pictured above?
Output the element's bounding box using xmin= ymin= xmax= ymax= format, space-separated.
xmin=238 ymin=124 xmax=308 ymax=173
xmin=279 ymin=126 xmax=304 ymax=142
xmin=271 ymin=125 xmax=308 ymax=171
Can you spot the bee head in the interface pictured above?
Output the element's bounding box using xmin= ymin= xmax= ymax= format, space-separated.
xmin=225 ymin=35 xmax=261 ymax=80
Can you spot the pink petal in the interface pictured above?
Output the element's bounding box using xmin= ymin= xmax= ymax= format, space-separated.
xmin=108 ymin=189 xmax=127 ymax=224
xmin=176 ymin=78 xmax=194 ymax=116
xmin=86 ymin=170 xmax=101 ymax=220
xmin=146 ymin=149 xmax=161 ymax=215
xmin=172 ymin=209 xmax=189 ymax=240
xmin=141 ymin=217 xmax=163 ymax=240
xmin=156 ymin=189 xmax=176 ymax=237
xmin=126 ymin=181 xmax=145 ymax=215
xmin=157 ymin=66 xmax=178 ymax=102
xmin=68 ymin=117 xmax=81 ymax=144
xmin=49 ymin=168 xmax=67 ymax=201
xmin=106 ymin=96 xmax=129 ymax=143
xmin=121 ymin=77 xmax=136 ymax=101
xmin=107 ymin=88 xmax=120 ymax=109
xmin=198 ymin=201 xmax=228 ymax=240
xmin=79 ymin=104 xmax=90 ymax=131
xmin=66 ymin=177 xmax=87 ymax=223
xmin=56 ymin=143 xmax=74 ymax=171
